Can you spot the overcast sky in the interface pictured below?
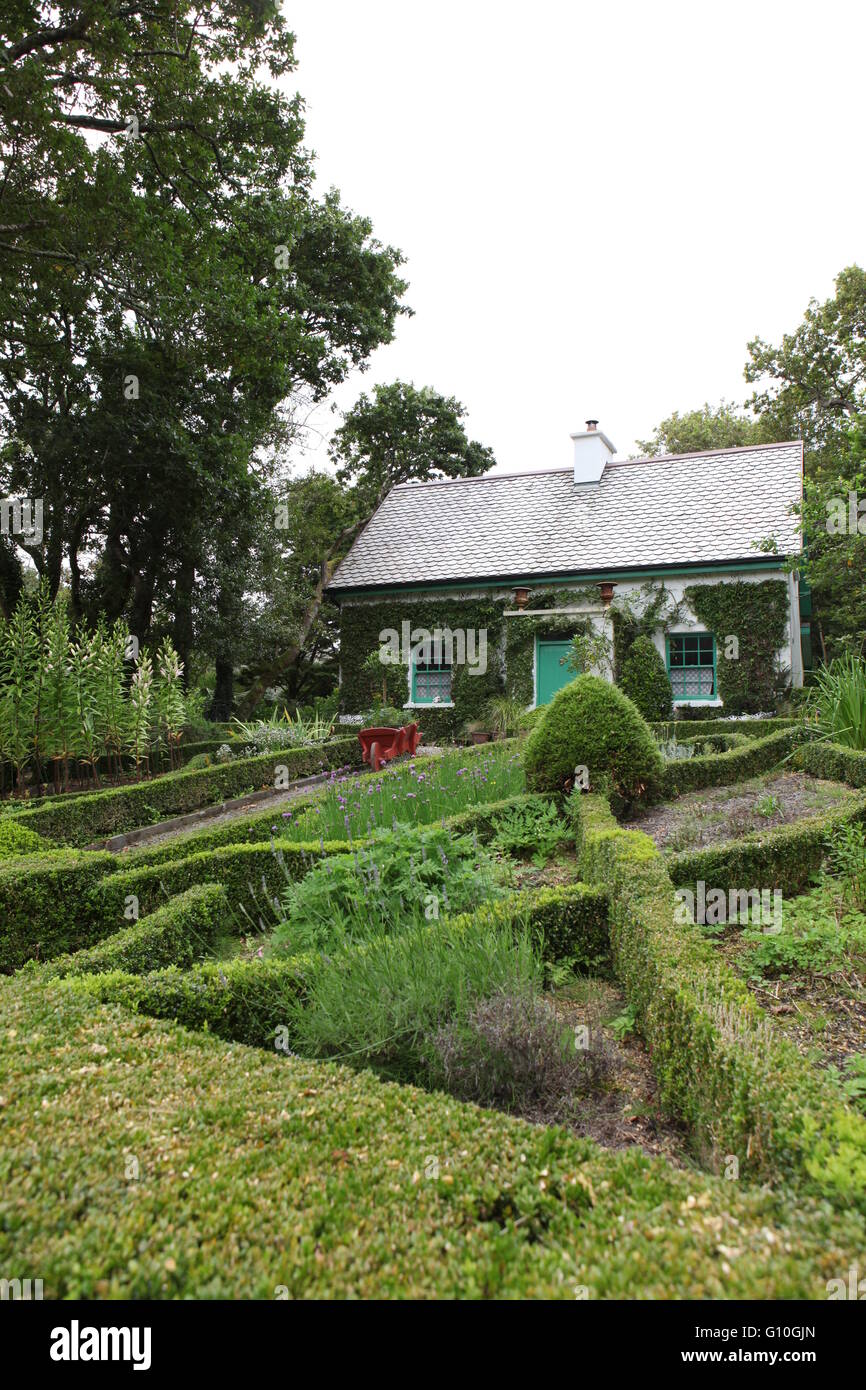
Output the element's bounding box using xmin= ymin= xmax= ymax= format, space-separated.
xmin=282 ymin=0 xmax=865 ymax=473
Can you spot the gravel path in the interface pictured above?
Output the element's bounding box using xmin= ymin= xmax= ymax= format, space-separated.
xmin=121 ymin=745 xmax=445 ymax=851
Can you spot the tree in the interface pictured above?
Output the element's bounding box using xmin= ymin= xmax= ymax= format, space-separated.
xmin=1 ymin=3 xmax=408 ymax=694
xmin=746 ymin=266 xmax=866 ymax=478
xmin=797 ymin=419 xmax=866 ymax=661
xmin=636 ymin=401 xmax=768 ymax=457
xmin=237 ymin=384 xmax=496 ymax=714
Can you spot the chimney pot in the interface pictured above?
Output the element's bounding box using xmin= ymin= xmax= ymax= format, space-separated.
xmin=586 ymin=419 xmax=598 ymax=432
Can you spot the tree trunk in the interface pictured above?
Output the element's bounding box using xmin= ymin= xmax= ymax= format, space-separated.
xmin=208 ymin=656 xmax=234 ymax=722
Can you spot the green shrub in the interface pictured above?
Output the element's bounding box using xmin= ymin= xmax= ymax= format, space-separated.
xmin=651 ymin=717 xmax=800 ymax=740
xmin=283 ymin=918 xmax=546 ymax=1084
xmin=618 ymin=636 xmax=673 ymax=721
xmin=524 ymin=675 xmax=664 ymax=807
xmin=39 ymin=883 xmax=228 ymax=979
xmin=182 ymin=752 xmax=213 ymax=770
xmin=667 ymin=792 xmax=866 ymax=899
xmin=0 ymin=818 xmax=53 ymax=861
xmin=269 ymin=823 xmax=507 ymax=956
xmin=0 ymin=850 xmax=120 ymax=972
xmin=69 ymin=954 xmax=311 ymax=1048
xmin=792 ymin=738 xmax=866 ymax=788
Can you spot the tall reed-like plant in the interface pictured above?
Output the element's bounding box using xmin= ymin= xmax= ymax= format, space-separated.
xmin=813 ymin=654 xmax=866 ymax=750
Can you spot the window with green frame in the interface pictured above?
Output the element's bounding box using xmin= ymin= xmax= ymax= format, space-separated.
xmin=666 ymin=632 xmax=716 ymax=700
xmin=412 ymin=658 xmax=453 ymax=705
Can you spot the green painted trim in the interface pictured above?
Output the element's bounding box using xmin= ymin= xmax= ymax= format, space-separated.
xmin=410 ymin=658 xmax=453 ymax=706
xmin=666 ymin=631 xmax=717 ymax=702
xmin=332 ymin=558 xmax=785 ymax=601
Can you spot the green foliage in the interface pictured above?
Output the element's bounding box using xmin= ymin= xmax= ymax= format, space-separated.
xmin=0 ymin=818 xmax=51 ymax=861
xmin=524 ymin=674 xmax=664 ymax=807
xmin=571 ymin=792 xmax=866 ymax=1207
xmin=661 ymin=727 xmax=804 ymax=799
xmin=0 ymin=850 xmax=120 ymax=972
xmin=668 ymin=787 xmax=866 ymax=901
xmin=283 ymin=918 xmax=544 ymax=1084
xmin=339 ymin=595 xmax=505 ymax=740
xmin=489 ymin=800 xmax=569 ymax=864
xmin=40 ymin=884 xmax=227 ymax=980
xmin=484 ymin=695 xmax=528 ymax=739
xmin=618 ymin=635 xmax=673 ymax=720
xmin=0 ymin=587 xmax=191 ymax=791
xmin=812 ymin=653 xmax=866 ymax=749
xmin=636 ymin=401 xmax=768 ymax=457
xmin=9 ymin=968 xmax=864 ymax=1297
xmin=269 ymin=824 xmax=507 ymax=956
xmin=797 ymin=421 xmax=866 ymax=660
xmin=740 ymin=882 xmax=866 ymax=980
xmin=684 ymin=581 xmax=789 ymax=713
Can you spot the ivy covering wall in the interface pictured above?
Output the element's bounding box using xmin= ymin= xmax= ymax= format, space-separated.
xmin=337 ymin=586 xmax=600 ymax=737
xmin=336 ymin=577 xmax=791 ymax=736
xmin=684 ymin=580 xmax=790 ymax=713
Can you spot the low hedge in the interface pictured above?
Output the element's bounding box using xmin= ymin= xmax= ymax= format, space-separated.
xmin=3 ymin=970 xmax=865 ymax=1296
xmin=3 ymin=737 xmax=363 ymax=848
xmin=70 ymin=881 xmax=611 ymax=1052
xmin=668 ymin=791 xmax=866 ymax=898
xmin=651 ymin=717 xmax=800 ymax=740
xmin=0 ymin=849 xmax=120 ymax=973
xmin=93 ymin=837 xmax=344 ymax=938
xmin=571 ymin=792 xmax=866 ymax=1210
xmin=660 ymin=727 xmax=803 ymax=798
xmin=38 ymin=883 xmax=228 ymax=980
xmin=69 ymin=954 xmax=311 ymax=1048
xmin=791 ymin=738 xmax=866 ymax=788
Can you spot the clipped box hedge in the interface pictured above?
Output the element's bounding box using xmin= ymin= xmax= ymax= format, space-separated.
xmin=0 ymin=849 xmax=120 ymax=973
xmin=660 ymin=726 xmax=803 ymax=798
xmin=4 ymin=736 xmax=363 ymax=848
xmin=4 ymin=969 xmax=865 ymax=1297
xmin=70 ymin=954 xmax=310 ymax=1048
xmin=571 ymin=791 xmax=866 ymax=1211
xmin=668 ymin=790 xmax=866 ymax=898
xmin=651 ymin=717 xmax=800 ymax=740
xmin=791 ymin=738 xmax=866 ymax=788
xmin=37 ymin=883 xmax=227 ymax=980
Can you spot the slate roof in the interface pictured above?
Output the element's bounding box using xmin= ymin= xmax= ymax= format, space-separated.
xmin=328 ymin=441 xmax=803 ymax=593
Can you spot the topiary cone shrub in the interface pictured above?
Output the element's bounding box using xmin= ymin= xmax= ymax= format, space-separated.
xmin=524 ymin=674 xmax=664 ymax=810
xmin=619 ymin=635 xmax=673 ymax=721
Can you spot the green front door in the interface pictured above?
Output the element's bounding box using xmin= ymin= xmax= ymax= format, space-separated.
xmin=536 ymin=639 xmax=575 ymax=706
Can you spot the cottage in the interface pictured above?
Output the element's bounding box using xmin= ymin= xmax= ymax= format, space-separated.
xmin=327 ymin=423 xmax=806 ymax=738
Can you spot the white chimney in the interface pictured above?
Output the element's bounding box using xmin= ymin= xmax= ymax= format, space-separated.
xmin=570 ymin=418 xmax=616 ymax=484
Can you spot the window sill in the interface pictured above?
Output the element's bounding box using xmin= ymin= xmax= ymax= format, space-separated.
xmin=672 ymin=698 xmax=723 ymax=707
xmin=403 ymin=702 xmax=455 ymax=710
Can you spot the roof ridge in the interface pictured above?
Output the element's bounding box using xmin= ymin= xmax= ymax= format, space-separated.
xmin=391 ymin=440 xmax=803 ymax=490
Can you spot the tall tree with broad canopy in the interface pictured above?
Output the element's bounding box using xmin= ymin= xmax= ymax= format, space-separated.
xmin=0 ymin=4 xmax=408 ymax=682
xmin=237 ymin=383 xmax=496 ymax=715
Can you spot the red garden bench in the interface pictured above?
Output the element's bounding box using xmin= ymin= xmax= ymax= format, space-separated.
xmin=358 ymin=722 xmax=422 ymax=773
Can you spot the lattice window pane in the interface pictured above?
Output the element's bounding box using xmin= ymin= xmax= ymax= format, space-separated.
xmin=415 ymin=664 xmax=452 ymax=703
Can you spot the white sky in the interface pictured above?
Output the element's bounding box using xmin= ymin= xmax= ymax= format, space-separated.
xmin=281 ymin=0 xmax=866 ymax=473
